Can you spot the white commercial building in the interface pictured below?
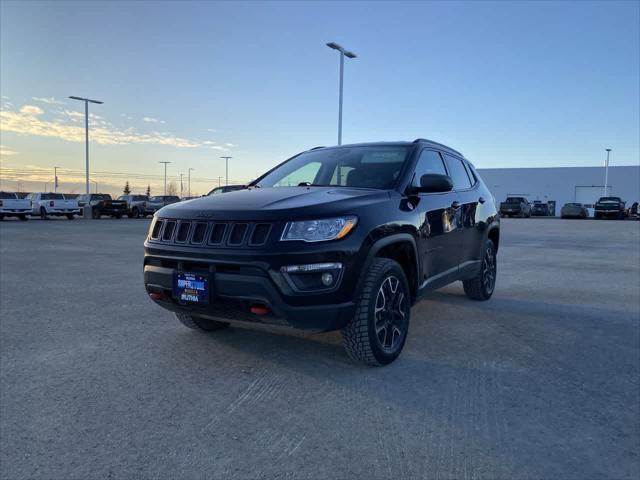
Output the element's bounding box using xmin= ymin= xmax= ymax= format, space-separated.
xmin=477 ymin=165 xmax=640 ymax=215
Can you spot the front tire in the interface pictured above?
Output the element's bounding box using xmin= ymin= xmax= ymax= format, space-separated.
xmin=342 ymin=258 xmax=411 ymax=366
xmin=130 ymin=207 xmax=140 ymax=218
xmin=66 ymin=214 xmax=74 ymax=220
xmin=18 ymin=215 xmax=28 ymax=221
xmin=40 ymin=207 xmax=48 ymax=220
xmin=463 ymin=239 xmax=497 ymax=301
xmin=175 ymin=312 xmax=229 ymax=331
xmin=92 ymin=208 xmax=101 ymax=219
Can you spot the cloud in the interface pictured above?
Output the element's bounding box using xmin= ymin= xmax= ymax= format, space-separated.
xmin=0 ymin=104 xmax=230 ymax=151
xmin=20 ymin=105 xmax=44 ymax=115
xmin=207 ymin=128 xmax=217 ymax=133
xmin=32 ymin=96 xmax=66 ymax=105
xmin=0 ymin=145 xmax=18 ymax=156
xmin=143 ymin=116 xmax=166 ymax=124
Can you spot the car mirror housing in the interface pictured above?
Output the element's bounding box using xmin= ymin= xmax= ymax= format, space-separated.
xmin=416 ymin=174 xmax=454 ymax=193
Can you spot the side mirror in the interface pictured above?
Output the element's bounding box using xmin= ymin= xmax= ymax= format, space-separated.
xmin=416 ymin=174 xmax=454 ymax=193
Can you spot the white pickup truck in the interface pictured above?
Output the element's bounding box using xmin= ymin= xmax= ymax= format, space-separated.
xmin=0 ymin=191 xmax=31 ymax=221
xmin=26 ymin=192 xmax=80 ymax=220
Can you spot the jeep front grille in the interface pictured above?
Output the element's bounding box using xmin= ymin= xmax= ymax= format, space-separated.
xmin=150 ymin=219 xmax=273 ymax=248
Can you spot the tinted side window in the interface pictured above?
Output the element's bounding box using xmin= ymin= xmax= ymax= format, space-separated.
xmin=444 ymin=155 xmax=472 ymax=190
xmin=412 ymin=150 xmax=448 ymax=187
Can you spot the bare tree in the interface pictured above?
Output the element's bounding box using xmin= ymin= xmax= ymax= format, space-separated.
xmin=166 ymin=182 xmax=178 ymax=196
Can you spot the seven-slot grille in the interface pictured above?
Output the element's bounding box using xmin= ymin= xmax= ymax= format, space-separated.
xmin=150 ymin=219 xmax=273 ymax=248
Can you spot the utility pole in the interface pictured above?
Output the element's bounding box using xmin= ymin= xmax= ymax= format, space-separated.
xmin=159 ymin=161 xmax=171 ymax=196
xmin=220 ymin=156 xmax=232 ymax=186
xmin=53 ymin=166 xmax=60 ymax=193
xmin=218 ymin=176 xmax=222 ymax=187
xmin=188 ymin=168 xmax=195 ymax=198
xmin=326 ymin=42 xmax=356 ymax=145
xmin=68 ymin=96 xmax=103 ymax=195
xmin=604 ymin=148 xmax=612 ymax=197
xmin=180 ymin=173 xmax=184 ymax=198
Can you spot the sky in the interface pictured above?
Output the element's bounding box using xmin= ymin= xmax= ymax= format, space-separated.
xmin=0 ymin=0 xmax=638 ymax=196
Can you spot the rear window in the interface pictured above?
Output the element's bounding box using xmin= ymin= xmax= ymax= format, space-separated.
xmin=41 ymin=193 xmax=65 ymax=200
xmin=0 ymin=192 xmax=17 ymax=199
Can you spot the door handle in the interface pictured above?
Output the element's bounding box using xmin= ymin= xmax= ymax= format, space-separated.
xmin=478 ymin=196 xmax=486 ymax=204
xmin=451 ymin=201 xmax=461 ymax=209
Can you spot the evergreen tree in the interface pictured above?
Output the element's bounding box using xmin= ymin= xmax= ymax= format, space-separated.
xmin=123 ymin=181 xmax=131 ymax=195
xmin=146 ymin=184 xmax=151 ymax=197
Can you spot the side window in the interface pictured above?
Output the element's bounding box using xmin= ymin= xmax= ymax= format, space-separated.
xmin=444 ymin=155 xmax=472 ymax=190
xmin=463 ymin=162 xmax=477 ymax=186
xmin=412 ymin=150 xmax=448 ymax=187
xmin=273 ymin=162 xmax=321 ymax=187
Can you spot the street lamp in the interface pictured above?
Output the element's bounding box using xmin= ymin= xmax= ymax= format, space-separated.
xmin=179 ymin=173 xmax=184 ymax=198
xmin=326 ymin=42 xmax=356 ymax=145
xmin=91 ymin=180 xmax=98 ymax=194
xmin=604 ymin=148 xmax=612 ymax=197
xmin=220 ymin=157 xmax=232 ymax=186
xmin=68 ymin=96 xmax=103 ymax=196
xmin=188 ymin=168 xmax=195 ymax=197
xmin=53 ymin=166 xmax=60 ymax=193
xmin=159 ymin=161 xmax=171 ymax=196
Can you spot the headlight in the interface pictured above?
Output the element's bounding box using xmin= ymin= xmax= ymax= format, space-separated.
xmin=281 ymin=216 xmax=357 ymax=242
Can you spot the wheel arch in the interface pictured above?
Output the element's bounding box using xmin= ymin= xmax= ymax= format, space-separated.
xmin=365 ymin=234 xmax=420 ymax=303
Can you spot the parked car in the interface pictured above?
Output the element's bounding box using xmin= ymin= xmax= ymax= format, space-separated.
xmin=561 ymin=203 xmax=588 ymax=219
xmin=118 ymin=194 xmax=150 ymax=218
xmin=531 ymin=202 xmax=550 ymax=217
xmin=26 ymin=192 xmax=80 ymax=219
xmin=0 ymin=191 xmax=31 ymax=220
xmin=207 ymin=185 xmax=246 ymax=195
xmin=77 ymin=193 xmax=127 ymax=219
xmin=144 ymin=139 xmax=500 ymax=366
xmin=146 ymin=195 xmax=181 ymax=214
xmin=626 ymin=201 xmax=639 ymax=219
xmin=594 ymin=196 xmax=626 ymax=219
xmin=499 ymin=196 xmax=531 ymax=217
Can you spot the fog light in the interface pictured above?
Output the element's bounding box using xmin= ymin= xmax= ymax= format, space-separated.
xmin=321 ymin=272 xmax=334 ymax=286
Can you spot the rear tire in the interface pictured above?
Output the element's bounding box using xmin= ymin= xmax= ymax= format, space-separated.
xmin=66 ymin=214 xmax=74 ymax=220
xmin=40 ymin=207 xmax=48 ymax=220
xmin=176 ymin=312 xmax=229 ymax=331
xmin=131 ymin=207 xmax=140 ymax=218
xmin=342 ymin=258 xmax=411 ymax=366
xmin=463 ymin=239 xmax=497 ymax=301
xmin=18 ymin=215 xmax=27 ymax=221
xmin=92 ymin=209 xmax=101 ymax=219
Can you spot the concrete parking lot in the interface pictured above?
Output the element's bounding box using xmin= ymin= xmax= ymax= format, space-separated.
xmin=1 ymin=217 xmax=639 ymax=479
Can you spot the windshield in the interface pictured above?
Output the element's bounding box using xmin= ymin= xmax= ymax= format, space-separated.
xmin=41 ymin=193 xmax=65 ymax=200
xmin=91 ymin=194 xmax=111 ymax=200
xmin=0 ymin=192 xmax=17 ymax=199
xmin=505 ymin=197 xmax=525 ymax=203
xmin=598 ymin=197 xmax=621 ymax=203
xmin=256 ymin=146 xmax=412 ymax=189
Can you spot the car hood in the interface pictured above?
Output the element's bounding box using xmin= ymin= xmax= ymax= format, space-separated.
xmin=157 ymin=186 xmax=393 ymax=221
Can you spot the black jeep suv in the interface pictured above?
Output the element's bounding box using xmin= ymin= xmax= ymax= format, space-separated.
xmin=143 ymin=139 xmax=500 ymax=365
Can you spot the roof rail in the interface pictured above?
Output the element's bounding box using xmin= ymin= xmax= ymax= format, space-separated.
xmin=411 ymin=138 xmax=464 ymax=157
xmin=309 ymin=146 xmax=325 ymax=150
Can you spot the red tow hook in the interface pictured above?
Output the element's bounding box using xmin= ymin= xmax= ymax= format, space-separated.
xmin=250 ymin=304 xmax=270 ymax=316
xmin=149 ymin=291 xmax=164 ymax=301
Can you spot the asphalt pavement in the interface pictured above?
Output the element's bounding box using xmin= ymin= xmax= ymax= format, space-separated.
xmin=1 ymin=217 xmax=639 ymax=479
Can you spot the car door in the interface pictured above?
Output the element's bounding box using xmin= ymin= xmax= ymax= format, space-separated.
xmin=443 ymin=154 xmax=481 ymax=270
xmin=411 ymin=149 xmax=463 ymax=285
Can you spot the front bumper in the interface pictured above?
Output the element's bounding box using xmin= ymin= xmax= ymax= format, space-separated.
xmin=143 ymin=242 xmax=362 ymax=332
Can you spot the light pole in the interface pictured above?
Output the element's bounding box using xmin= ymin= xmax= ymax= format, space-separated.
xmin=159 ymin=161 xmax=171 ymax=196
xmin=326 ymin=42 xmax=356 ymax=145
xmin=69 ymin=96 xmax=103 ymax=196
xmin=179 ymin=173 xmax=184 ymax=198
xmin=220 ymin=157 xmax=232 ymax=186
xmin=188 ymin=168 xmax=195 ymax=197
xmin=53 ymin=166 xmax=60 ymax=193
xmin=217 ymin=176 xmax=222 ymax=187
xmin=91 ymin=180 xmax=98 ymax=194
xmin=604 ymin=148 xmax=611 ymax=197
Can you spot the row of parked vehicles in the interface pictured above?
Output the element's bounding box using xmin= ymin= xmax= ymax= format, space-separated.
xmin=0 ymin=192 xmax=184 ymax=220
xmin=498 ymin=196 xmax=638 ymax=219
